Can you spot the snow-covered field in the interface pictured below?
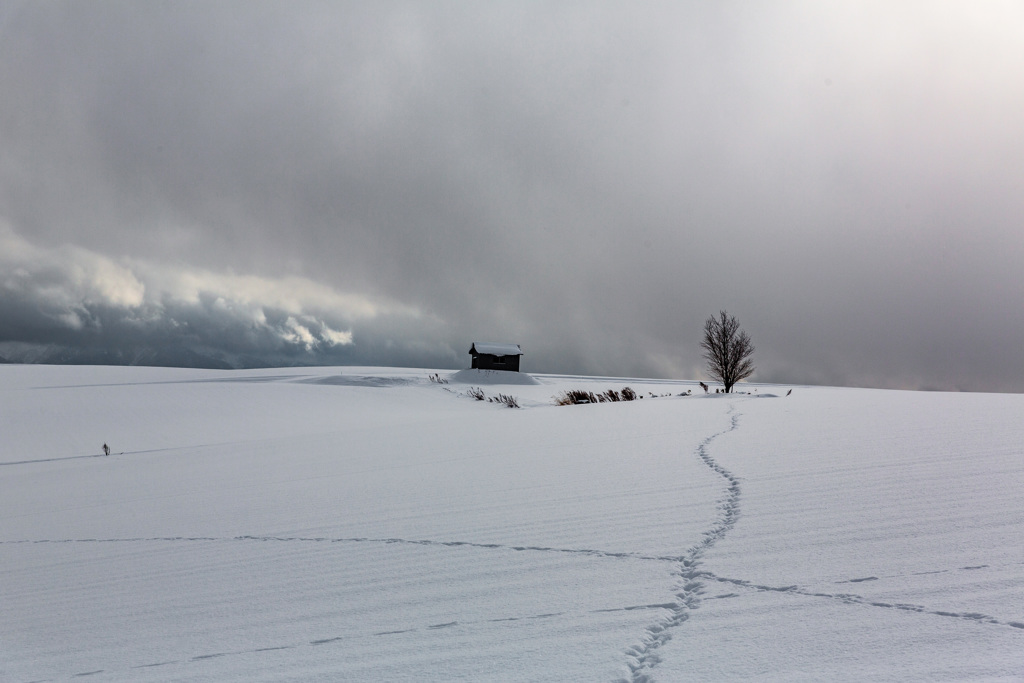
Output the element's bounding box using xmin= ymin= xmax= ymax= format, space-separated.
xmin=1 ymin=364 xmax=1022 ymax=682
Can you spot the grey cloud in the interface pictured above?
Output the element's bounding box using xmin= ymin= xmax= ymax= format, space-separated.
xmin=2 ymin=2 xmax=1023 ymax=390
xmin=0 ymin=225 xmax=452 ymax=369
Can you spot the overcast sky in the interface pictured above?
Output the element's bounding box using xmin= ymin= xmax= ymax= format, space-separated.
xmin=2 ymin=1 xmax=1023 ymax=390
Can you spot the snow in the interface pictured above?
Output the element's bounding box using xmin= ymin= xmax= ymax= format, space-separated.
xmin=1 ymin=365 xmax=1022 ymax=681
xmin=449 ymin=368 xmax=541 ymax=385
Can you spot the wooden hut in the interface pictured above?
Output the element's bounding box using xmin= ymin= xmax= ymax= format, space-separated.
xmin=469 ymin=342 xmax=523 ymax=372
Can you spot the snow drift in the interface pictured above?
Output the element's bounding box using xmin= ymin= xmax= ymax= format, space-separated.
xmin=448 ymin=368 xmax=541 ymax=385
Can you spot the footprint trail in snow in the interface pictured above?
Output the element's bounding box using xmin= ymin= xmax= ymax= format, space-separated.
xmin=622 ymin=405 xmax=743 ymax=682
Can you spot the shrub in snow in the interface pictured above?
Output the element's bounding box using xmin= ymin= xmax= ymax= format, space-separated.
xmin=488 ymin=393 xmax=520 ymax=408
xmin=467 ymin=387 xmax=486 ymax=401
xmin=555 ymin=389 xmax=598 ymax=405
xmin=555 ymin=387 xmax=638 ymax=405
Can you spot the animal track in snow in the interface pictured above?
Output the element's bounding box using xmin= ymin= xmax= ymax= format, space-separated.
xmin=622 ymin=405 xmax=744 ymax=683
xmin=427 ymin=621 xmax=459 ymax=630
xmin=30 ymin=599 xmax=694 ymax=681
xmin=0 ymin=535 xmax=684 ymax=563
xmin=7 ymin=533 xmax=1018 ymax=655
xmin=838 ymin=576 xmax=878 ymax=583
xmin=131 ymin=660 xmax=178 ymax=669
xmin=701 ymin=571 xmax=1024 ymax=631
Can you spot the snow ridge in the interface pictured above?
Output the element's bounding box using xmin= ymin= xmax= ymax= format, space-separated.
xmin=622 ymin=405 xmax=743 ymax=682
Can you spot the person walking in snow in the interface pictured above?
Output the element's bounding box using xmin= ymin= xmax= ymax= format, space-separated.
xmin=102 ymin=443 xmax=110 ymax=456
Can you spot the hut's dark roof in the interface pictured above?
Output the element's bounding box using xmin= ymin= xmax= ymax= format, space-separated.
xmin=469 ymin=342 xmax=522 ymax=356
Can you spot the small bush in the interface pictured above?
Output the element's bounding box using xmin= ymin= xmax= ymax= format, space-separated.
xmin=467 ymin=387 xmax=486 ymax=401
xmin=428 ymin=373 xmax=449 ymax=384
xmin=555 ymin=387 xmax=638 ymax=405
xmin=489 ymin=393 xmax=520 ymax=408
xmin=555 ymin=389 xmax=598 ymax=405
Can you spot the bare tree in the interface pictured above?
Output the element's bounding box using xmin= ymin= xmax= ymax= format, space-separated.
xmin=700 ymin=310 xmax=755 ymax=393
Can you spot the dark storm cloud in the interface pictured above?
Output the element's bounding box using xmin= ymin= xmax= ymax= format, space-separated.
xmin=2 ymin=2 xmax=1023 ymax=389
xmin=0 ymin=224 xmax=452 ymax=368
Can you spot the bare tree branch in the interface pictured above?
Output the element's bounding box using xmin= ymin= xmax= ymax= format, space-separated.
xmin=700 ymin=310 xmax=755 ymax=393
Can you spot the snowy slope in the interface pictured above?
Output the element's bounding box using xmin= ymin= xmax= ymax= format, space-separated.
xmin=1 ymin=366 xmax=1021 ymax=682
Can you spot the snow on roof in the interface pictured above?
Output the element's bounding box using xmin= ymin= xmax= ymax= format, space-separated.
xmin=469 ymin=342 xmax=522 ymax=356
